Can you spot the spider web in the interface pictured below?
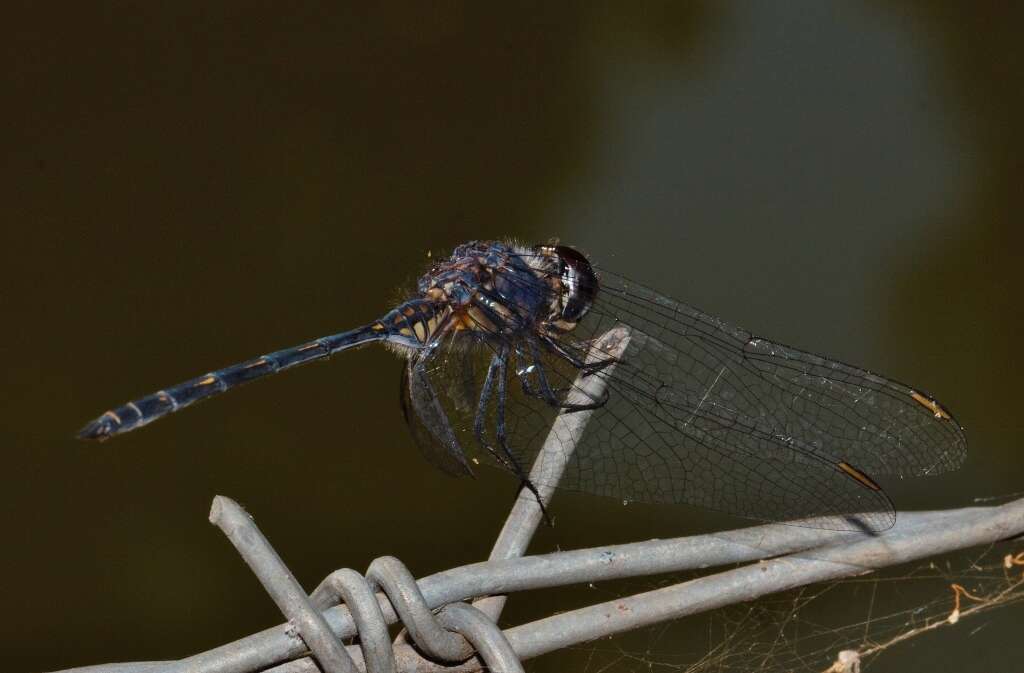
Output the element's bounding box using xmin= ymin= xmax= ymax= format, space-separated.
xmin=516 ymin=540 xmax=1024 ymax=673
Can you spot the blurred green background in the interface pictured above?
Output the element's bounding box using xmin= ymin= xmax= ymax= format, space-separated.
xmin=3 ymin=3 xmax=1022 ymax=672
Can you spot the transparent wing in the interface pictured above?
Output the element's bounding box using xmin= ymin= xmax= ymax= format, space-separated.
xmin=399 ymin=357 xmax=474 ymax=478
xmin=417 ymin=258 xmax=967 ymax=532
xmin=589 ymin=268 xmax=966 ymax=478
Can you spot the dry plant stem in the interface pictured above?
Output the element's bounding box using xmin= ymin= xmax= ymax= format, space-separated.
xmin=818 ymin=556 xmax=1024 ymax=672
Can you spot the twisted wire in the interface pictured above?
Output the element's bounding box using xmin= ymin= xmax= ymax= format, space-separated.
xmin=211 ymin=496 xmax=520 ymax=673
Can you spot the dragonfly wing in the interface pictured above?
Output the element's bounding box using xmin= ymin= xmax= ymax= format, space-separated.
xmin=400 ymin=357 xmax=474 ymax=478
xmin=521 ymin=268 xmax=967 ymax=530
xmin=405 ymin=248 xmax=966 ymax=532
xmin=588 ymin=268 xmax=967 ymax=479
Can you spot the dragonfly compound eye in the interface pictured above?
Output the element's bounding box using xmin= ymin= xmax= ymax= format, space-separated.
xmin=555 ymin=245 xmax=598 ymax=324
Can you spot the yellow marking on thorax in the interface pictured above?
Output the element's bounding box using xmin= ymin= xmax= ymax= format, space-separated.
xmin=837 ymin=461 xmax=882 ymax=491
xmin=413 ymin=319 xmax=428 ymax=343
xmin=910 ymin=391 xmax=951 ymax=420
xmin=390 ymin=311 xmax=414 ymax=341
xmin=197 ymin=375 xmax=217 ymax=386
xmin=103 ymin=410 xmax=122 ymax=424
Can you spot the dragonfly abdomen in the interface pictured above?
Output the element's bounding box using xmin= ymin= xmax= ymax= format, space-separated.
xmin=78 ymin=325 xmax=384 ymax=440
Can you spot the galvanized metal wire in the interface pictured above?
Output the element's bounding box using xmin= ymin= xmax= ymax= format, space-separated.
xmin=55 ymin=497 xmax=1024 ymax=673
xmin=210 ymin=496 xmax=521 ymax=673
xmin=51 ymin=326 xmax=1024 ymax=673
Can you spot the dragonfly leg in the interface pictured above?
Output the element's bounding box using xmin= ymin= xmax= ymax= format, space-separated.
xmin=493 ymin=345 xmax=553 ymax=526
xmin=469 ymin=344 xmax=552 ymax=523
xmin=466 ymin=295 xmax=609 ymax=413
xmin=472 ymin=348 xmax=502 ymax=458
xmin=517 ymin=338 xmax=609 ymax=412
xmin=472 ymin=345 xmax=529 ymax=476
xmin=512 ymin=344 xmax=544 ymax=400
xmin=540 ymin=333 xmax=618 ymax=375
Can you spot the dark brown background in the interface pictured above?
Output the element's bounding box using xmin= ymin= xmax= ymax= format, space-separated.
xmin=3 ymin=3 xmax=1022 ymax=672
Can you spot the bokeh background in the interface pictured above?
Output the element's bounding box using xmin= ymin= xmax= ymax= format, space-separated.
xmin=3 ymin=3 xmax=1022 ymax=672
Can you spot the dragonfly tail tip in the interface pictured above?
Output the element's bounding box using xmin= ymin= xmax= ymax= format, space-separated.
xmin=77 ymin=417 xmax=115 ymax=441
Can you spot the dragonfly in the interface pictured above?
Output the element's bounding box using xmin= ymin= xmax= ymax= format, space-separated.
xmin=79 ymin=240 xmax=967 ymax=531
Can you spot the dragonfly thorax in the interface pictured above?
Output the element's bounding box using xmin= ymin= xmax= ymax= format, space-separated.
xmin=414 ymin=241 xmax=599 ymax=342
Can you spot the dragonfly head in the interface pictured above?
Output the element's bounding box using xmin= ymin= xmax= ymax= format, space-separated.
xmin=535 ymin=244 xmax=599 ymax=333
